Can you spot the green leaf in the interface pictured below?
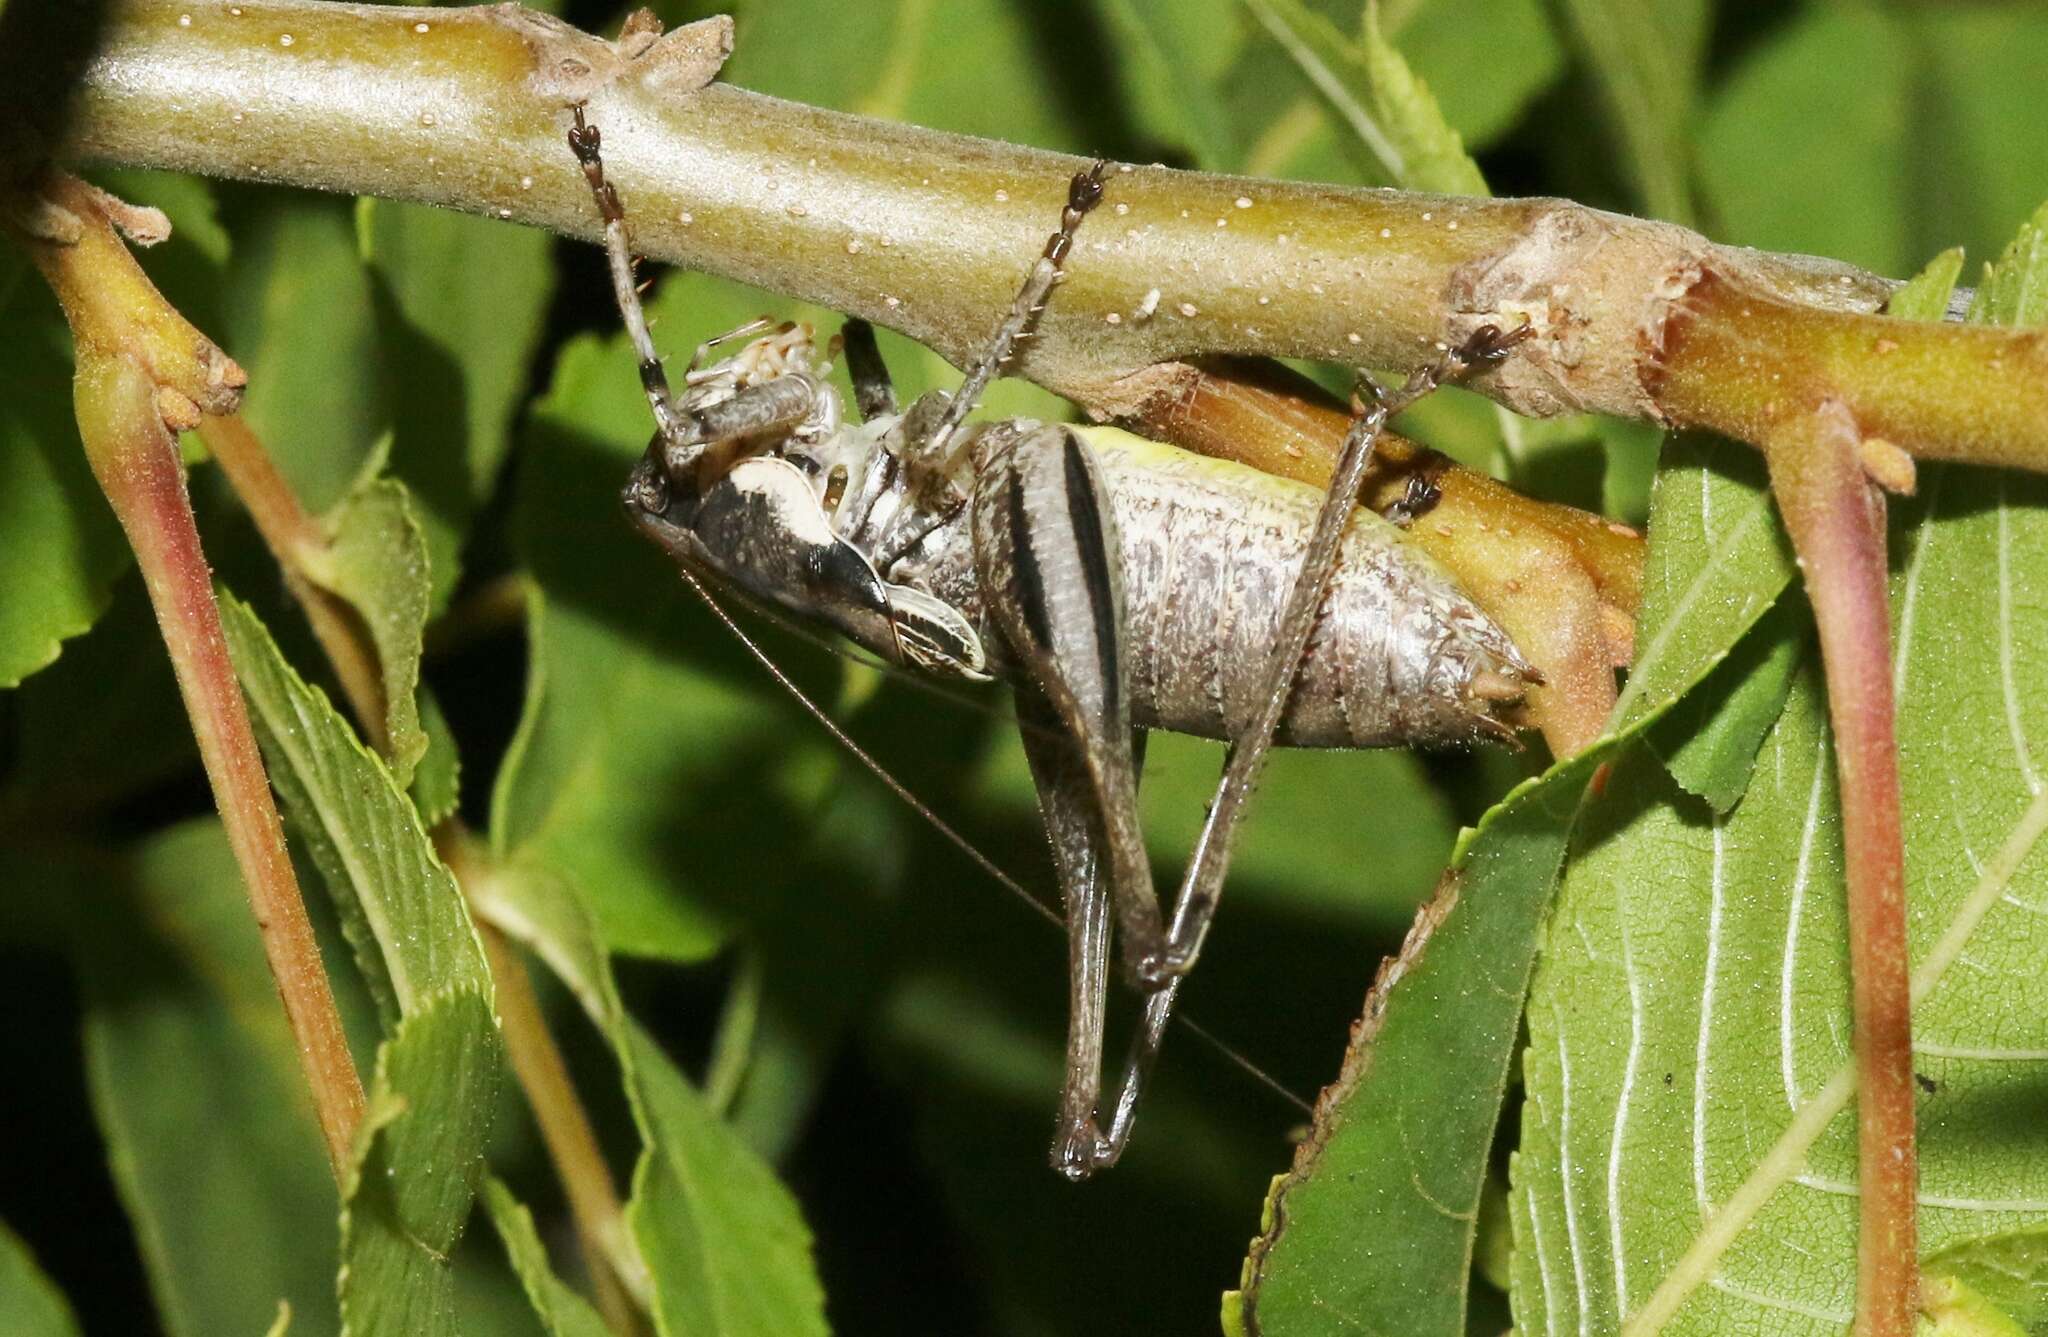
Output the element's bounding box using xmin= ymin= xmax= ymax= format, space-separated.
xmin=339 ymin=991 xmax=502 ymax=1337
xmin=1229 ymin=743 xmax=1605 ymax=1337
xmin=477 ymin=860 xmax=831 ymax=1337
xmin=1646 ymin=599 xmax=1803 ymax=815
xmin=1893 ymin=247 xmax=1967 ymax=323
xmin=1635 ymin=235 xmax=1969 ymax=815
xmin=1355 ymin=0 xmax=1487 ymax=196
xmin=218 ymin=194 xmax=388 ymax=513
xmin=625 ymin=1024 xmax=829 ymax=1337
xmin=479 ymin=1181 xmax=612 ymax=1337
xmin=1701 ymin=9 xmax=2048 ymax=278
xmin=699 ymin=0 xmax=1081 ymax=150
xmin=360 ymin=198 xmax=555 ymax=612
xmin=1922 ymin=1229 xmax=2048 ymax=1337
xmin=0 ymin=271 xmax=130 ymax=688
xmin=1971 ymin=201 xmax=2048 ymax=327
xmin=75 ymin=823 xmax=342 ymax=1337
xmin=4 ymin=573 xmax=190 ymax=809
xmin=1390 ymin=0 xmax=1563 ymax=154
xmin=1551 ymin=0 xmax=1709 ymax=222
xmin=0 ymin=1219 xmax=82 ymax=1337
xmin=1610 ymin=432 xmax=1797 ymax=736
xmin=490 ymin=520 xmax=739 ymax=963
xmin=301 ymin=472 xmax=432 ymax=784
xmin=217 ymin=594 xmax=502 ymax=1333
xmin=1089 ymin=0 xmax=1247 ymax=168
xmin=1223 ymin=0 xmax=1560 ymax=186
xmin=408 ymin=684 xmax=462 ymax=831
xmin=1510 ymin=230 xmax=2048 ymax=1330
xmin=1241 ymin=0 xmax=1486 ymax=195
xmin=221 ymin=592 xmax=493 ymax=1020
xmin=1231 ymin=352 xmax=1866 ymax=1331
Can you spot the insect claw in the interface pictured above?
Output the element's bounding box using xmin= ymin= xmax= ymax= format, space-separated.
xmin=1052 ymin=1118 xmax=1115 ymax=1181
xmin=1458 ymin=318 xmax=1536 ymax=371
xmin=1477 ymin=712 xmax=1529 ymax=749
xmin=566 ymin=105 xmax=601 ymax=163
xmin=1068 ymin=160 xmax=1110 ymax=214
xmin=1349 ymin=373 xmax=1387 ymax=415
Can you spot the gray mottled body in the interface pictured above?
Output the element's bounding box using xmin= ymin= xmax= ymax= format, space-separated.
xmin=624 ymin=365 xmax=1530 ymax=748
xmin=892 ymin=424 xmax=1527 ymax=749
xmin=580 ymin=111 xmax=1530 ymax=1181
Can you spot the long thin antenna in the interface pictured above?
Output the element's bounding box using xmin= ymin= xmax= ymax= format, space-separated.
xmin=669 ymin=562 xmax=1311 ymax=1118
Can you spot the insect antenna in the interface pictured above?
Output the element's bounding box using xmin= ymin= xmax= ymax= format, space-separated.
xmin=565 ymin=107 xmax=1306 ymax=1120
xmin=668 ymin=560 xmax=1309 ymax=1117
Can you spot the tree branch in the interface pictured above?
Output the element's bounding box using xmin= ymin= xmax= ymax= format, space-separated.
xmin=8 ymin=168 xmax=365 ymax=1182
xmin=20 ymin=0 xmax=2044 ymax=475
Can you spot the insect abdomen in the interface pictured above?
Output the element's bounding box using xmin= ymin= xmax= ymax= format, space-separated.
xmin=1088 ymin=431 xmax=1528 ymax=748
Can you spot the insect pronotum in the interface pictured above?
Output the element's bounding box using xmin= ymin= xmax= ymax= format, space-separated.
xmin=568 ymin=106 xmax=1535 ymax=1177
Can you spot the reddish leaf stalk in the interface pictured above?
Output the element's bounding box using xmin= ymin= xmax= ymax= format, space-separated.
xmin=196 ymin=328 xmax=638 ymax=1325
xmin=12 ymin=169 xmax=366 ymax=1182
xmin=198 ymin=412 xmax=389 ymax=750
xmin=1763 ymin=400 xmax=1915 ymax=1337
xmin=186 ymin=301 xmax=637 ymax=1325
xmin=74 ymin=351 xmax=365 ymax=1181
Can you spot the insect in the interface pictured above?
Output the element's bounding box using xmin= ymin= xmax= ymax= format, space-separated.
xmin=567 ymin=108 xmax=1535 ymax=1177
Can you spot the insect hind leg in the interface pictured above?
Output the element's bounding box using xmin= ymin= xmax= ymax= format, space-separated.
xmin=1133 ymin=320 xmax=1536 ymax=989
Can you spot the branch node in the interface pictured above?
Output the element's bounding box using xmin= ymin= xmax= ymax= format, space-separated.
xmin=1446 ymin=203 xmax=1705 ymax=421
xmin=10 ymin=190 xmax=83 ymax=244
xmin=503 ymin=5 xmax=731 ymax=106
xmin=82 ymin=179 xmax=171 ymax=245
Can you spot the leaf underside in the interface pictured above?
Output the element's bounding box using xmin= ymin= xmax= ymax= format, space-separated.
xmin=1511 ymin=219 xmax=2048 ymax=1336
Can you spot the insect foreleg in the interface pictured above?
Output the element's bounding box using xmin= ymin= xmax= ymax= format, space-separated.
xmin=570 ymin=107 xmax=827 ymax=503
xmin=567 ymin=107 xmax=691 ymax=454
